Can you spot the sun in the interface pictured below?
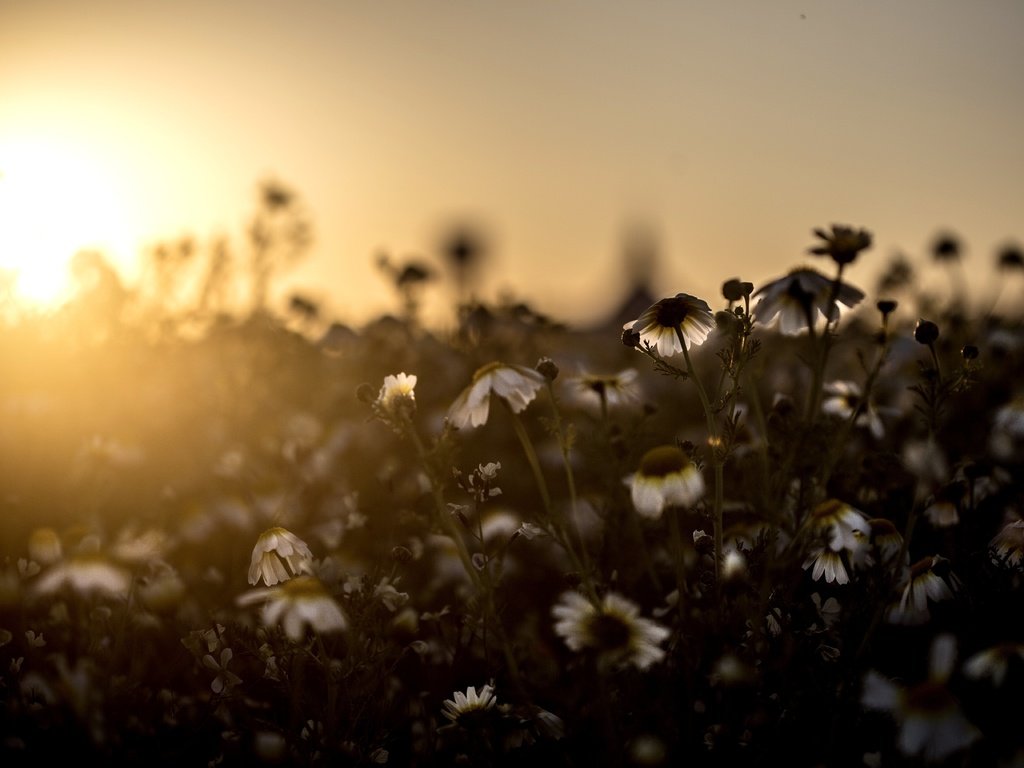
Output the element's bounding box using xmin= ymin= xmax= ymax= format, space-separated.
xmin=0 ymin=136 xmax=134 ymax=309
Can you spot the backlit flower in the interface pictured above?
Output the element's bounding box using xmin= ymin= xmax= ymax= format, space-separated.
xmin=237 ymin=575 xmax=347 ymax=641
xmin=570 ymin=368 xmax=641 ymax=410
xmin=441 ymin=684 xmax=498 ymax=725
xmin=33 ymin=553 xmax=132 ymax=600
xmin=376 ymin=372 xmax=417 ymax=415
xmin=808 ymin=224 xmax=873 ymax=266
xmin=861 ymin=635 xmax=979 ymax=762
xmin=623 ymin=293 xmax=716 ymax=357
xmin=963 ymin=643 xmax=1024 ymax=687
xmin=447 ymin=362 xmax=546 ymax=430
xmin=552 ymin=590 xmax=669 ymax=670
xmin=247 ymin=527 xmax=314 ymax=586
xmin=821 ymin=380 xmax=884 ymax=439
xmin=989 ymin=519 xmax=1024 ymax=567
xmin=627 ymin=445 xmax=705 ymax=519
xmin=887 ymin=555 xmax=959 ymax=625
xmin=753 ymin=267 xmax=865 ymax=335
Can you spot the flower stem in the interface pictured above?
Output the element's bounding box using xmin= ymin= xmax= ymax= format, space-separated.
xmin=678 ymin=330 xmax=723 ymax=589
xmin=506 ymin=404 xmax=597 ymax=601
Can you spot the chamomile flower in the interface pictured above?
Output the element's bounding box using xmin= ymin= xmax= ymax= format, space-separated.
xmin=887 ymin=555 xmax=959 ymax=625
xmin=552 ymin=590 xmax=669 ymax=671
xmin=237 ymin=575 xmax=347 ymax=641
xmin=962 ymin=643 xmax=1024 ymax=687
xmin=802 ymin=499 xmax=871 ymax=553
xmin=861 ymin=634 xmax=980 ymax=762
xmin=570 ymin=368 xmax=641 ymax=411
xmin=623 ymin=292 xmax=716 ymax=357
xmin=33 ymin=552 xmax=132 ymax=600
xmin=989 ymin=519 xmax=1024 ymax=567
xmin=247 ymin=527 xmax=314 ymax=586
xmin=821 ymin=380 xmax=884 ymax=439
xmin=447 ymin=362 xmax=546 ymax=430
xmin=626 ymin=445 xmax=705 ymax=519
xmin=752 ymin=267 xmax=865 ymax=335
xmin=441 ymin=684 xmax=498 ymax=725
xmin=376 ymin=372 xmax=417 ymax=416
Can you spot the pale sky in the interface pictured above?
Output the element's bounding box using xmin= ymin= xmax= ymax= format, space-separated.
xmin=2 ymin=0 xmax=1022 ymax=328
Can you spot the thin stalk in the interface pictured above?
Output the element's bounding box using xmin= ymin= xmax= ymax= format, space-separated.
xmin=678 ymin=331 xmax=723 ymax=589
xmin=505 ymin=404 xmax=597 ymax=601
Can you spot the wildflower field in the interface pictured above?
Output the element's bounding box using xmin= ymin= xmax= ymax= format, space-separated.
xmin=1 ymin=222 xmax=1023 ymax=766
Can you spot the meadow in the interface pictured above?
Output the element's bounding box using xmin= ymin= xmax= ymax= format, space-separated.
xmin=1 ymin=210 xmax=1023 ymax=766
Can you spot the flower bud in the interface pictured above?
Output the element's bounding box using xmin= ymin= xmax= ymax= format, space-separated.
xmin=535 ymin=357 xmax=559 ymax=382
xmin=914 ymin=319 xmax=939 ymax=345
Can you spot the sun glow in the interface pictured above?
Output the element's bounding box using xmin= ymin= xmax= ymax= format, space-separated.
xmin=0 ymin=137 xmax=134 ymax=308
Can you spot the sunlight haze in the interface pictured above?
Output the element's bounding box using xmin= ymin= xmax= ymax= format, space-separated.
xmin=2 ymin=0 xmax=1022 ymax=326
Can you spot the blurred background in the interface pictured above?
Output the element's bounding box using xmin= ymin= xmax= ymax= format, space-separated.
xmin=2 ymin=0 xmax=1022 ymax=329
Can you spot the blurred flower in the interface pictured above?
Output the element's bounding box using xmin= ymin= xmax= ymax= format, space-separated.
xmin=989 ymin=395 xmax=1024 ymax=461
xmin=237 ymin=575 xmax=347 ymax=641
xmin=375 ymin=372 xmax=417 ymax=416
xmin=989 ymin=519 xmax=1024 ymax=567
xmin=33 ymin=553 xmax=131 ymax=600
xmin=808 ymin=224 xmax=873 ymax=266
xmin=623 ymin=293 xmax=716 ymax=356
xmin=752 ymin=267 xmax=865 ymax=335
xmin=627 ymin=445 xmax=705 ymax=519
xmin=570 ymin=368 xmax=641 ymax=410
xmin=962 ymin=643 xmax=1024 ymax=687
xmin=27 ymin=528 xmax=62 ymax=566
xmin=136 ymin=562 xmax=187 ymax=614
xmin=248 ymin=527 xmax=314 ymax=586
xmin=821 ymin=380 xmax=884 ymax=439
xmin=922 ymin=481 xmax=965 ymax=528
xmin=447 ymin=362 xmax=546 ymax=429
xmin=373 ymin=577 xmax=409 ymax=612
xmin=552 ymin=590 xmax=669 ymax=671
xmin=441 ymin=684 xmax=498 ymax=725
xmin=867 ymin=518 xmax=906 ymax=568
xmin=887 ymin=555 xmax=959 ymax=625
xmin=202 ymin=647 xmax=242 ymax=694
xmin=902 ymin=438 xmax=948 ymax=502
xmin=861 ymin=634 xmax=979 ymax=762
xmin=931 ymin=232 xmax=961 ymax=262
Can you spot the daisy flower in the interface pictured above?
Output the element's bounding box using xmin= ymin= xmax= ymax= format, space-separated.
xmin=626 ymin=445 xmax=705 ymax=519
xmin=821 ymin=380 xmax=884 ymax=439
xmin=570 ymin=368 xmax=641 ymax=411
xmin=33 ymin=553 xmax=132 ymax=600
xmin=552 ymin=590 xmax=669 ymax=671
xmin=861 ymin=634 xmax=979 ymax=762
xmin=623 ymin=292 xmax=716 ymax=357
xmin=247 ymin=526 xmax=314 ymax=586
xmin=441 ymin=684 xmax=498 ymax=725
xmin=802 ymin=499 xmax=870 ymax=553
xmin=962 ymin=643 xmax=1024 ymax=687
xmin=447 ymin=361 xmax=546 ymax=430
xmin=237 ymin=575 xmax=347 ymax=641
xmin=989 ymin=519 xmax=1024 ymax=567
xmin=752 ymin=267 xmax=865 ymax=335
xmin=375 ymin=372 xmax=417 ymax=416
xmin=887 ymin=555 xmax=959 ymax=625
xmin=808 ymin=224 xmax=873 ymax=266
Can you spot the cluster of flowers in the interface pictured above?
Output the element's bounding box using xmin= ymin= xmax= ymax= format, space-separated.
xmin=1 ymin=223 xmax=1023 ymax=765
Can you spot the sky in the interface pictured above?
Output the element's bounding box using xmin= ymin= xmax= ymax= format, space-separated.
xmin=1 ymin=0 xmax=1022 ymax=329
